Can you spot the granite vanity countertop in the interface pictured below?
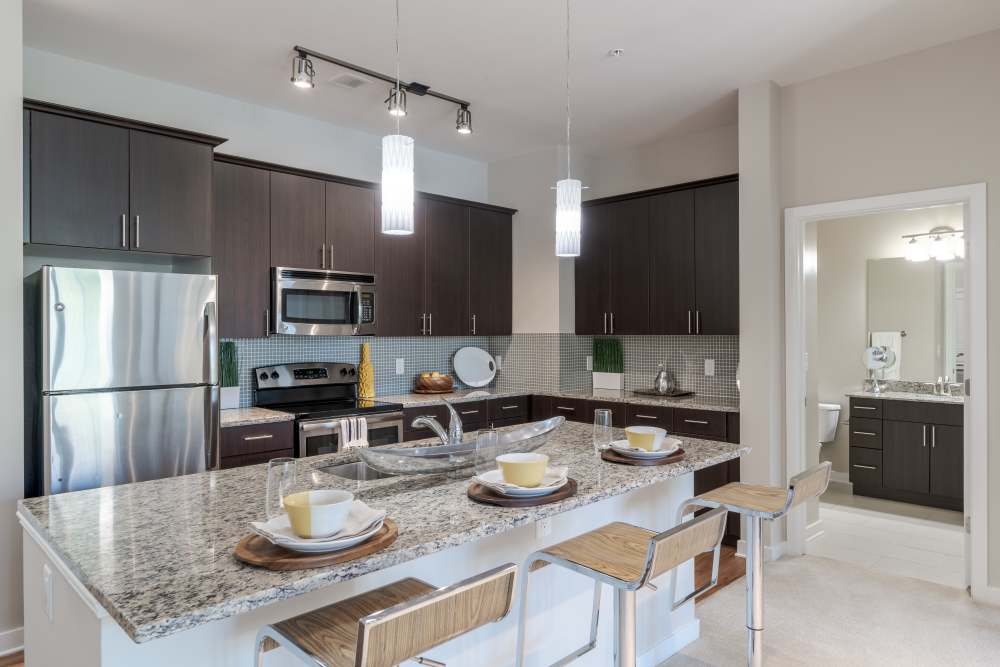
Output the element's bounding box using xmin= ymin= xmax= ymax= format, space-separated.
xmin=16 ymin=421 xmax=746 ymax=644
xmin=844 ymin=390 xmax=965 ymax=405
xmin=381 ymin=388 xmax=740 ymax=413
xmin=220 ymin=406 xmax=294 ymax=427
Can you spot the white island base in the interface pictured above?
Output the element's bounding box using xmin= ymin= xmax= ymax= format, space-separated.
xmin=22 ymin=476 xmax=704 ymax=667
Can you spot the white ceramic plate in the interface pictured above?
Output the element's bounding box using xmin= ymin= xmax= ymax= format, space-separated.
xmin=250 ymin=501 xmax=386 ymax=553
xmin=609 ymin=438 xmax=681 ymax=459
xmin=253 ymin=517 xmax=384 ymax=553
xmin=474 ymin=467 xmax=568 ymax=497
xmin=453 ymin=347 xmax=497 ymax=387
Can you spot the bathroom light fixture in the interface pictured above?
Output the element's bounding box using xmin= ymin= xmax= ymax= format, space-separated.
xmin=902 ymin=226 xmax=963 ymax=262
xmin=904 ymin=237 xmax=930 ymax=262
xmin=386 ymin=86 xmax=407 ymax=117
xmin=290 ymin=54 xmax=315 ymax=89
xmin=381 ymin=0 xmax=414 ymax=235
xmin=554 ymin=0 xmax=583 ymax=257
xmin=456 ymin=106 xmax=472 ymax=134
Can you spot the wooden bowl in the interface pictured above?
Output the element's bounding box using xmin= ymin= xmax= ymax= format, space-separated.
xmin=415 ymin=373 xmax=454 ymax=393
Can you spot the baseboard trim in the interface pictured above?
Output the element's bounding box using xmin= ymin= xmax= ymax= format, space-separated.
xmin=973 ymin=583 xmax=1000 ymax=607
xmin=805 ymin=518 xmax=825 ymax=543
xmin=0 ymin=626 xmax=23 ymax=657
xmin=736 ymin=539 xmax=785 ymax=561
xmin=827 ymin=472 xmax=852 ymax=494
xmin=638 ymin=618 xmax=700 ymax=667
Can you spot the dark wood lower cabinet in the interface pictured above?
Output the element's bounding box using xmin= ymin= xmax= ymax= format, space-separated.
xmin=587 ymin=400 xmax=628 ymax=427
xmin=220 ymin=421 xmax=293 ymax=469
xmin=929 ymin=424 xmax=963 ymax=502
xmin=883 ymin=420 xmax=930 ymax=495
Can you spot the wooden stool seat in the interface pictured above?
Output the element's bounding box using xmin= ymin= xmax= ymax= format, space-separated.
xmin=541 ymin=522 xmax=656 ymax=583
xmin=696 ymin=482 xmax=792 ymax=517
xmin=267 ymin=578 xmax=435 ymax=667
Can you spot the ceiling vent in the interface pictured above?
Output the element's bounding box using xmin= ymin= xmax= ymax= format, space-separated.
xmin=329 ymin=72 xmax=370 ymax=90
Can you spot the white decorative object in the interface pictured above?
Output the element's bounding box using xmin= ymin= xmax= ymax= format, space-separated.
xmin=592 ymin=371 xmax=624 ymax=392
xmin=221 ymin=386 xmax=240 ymax=410
xmin=380 ymin=134 xmax=414 ymax=234
xmin=453 ymin=346 xmax=497 ymax=387
xmin=555 ymin=178 xmax=582 ymax=257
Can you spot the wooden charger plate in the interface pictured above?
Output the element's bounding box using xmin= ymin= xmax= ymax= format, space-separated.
xmin=234 ymin=519 xmax=398 ymax=571
xmin=468 ymin=478 xmax=577 ymax=508
xmin=600 ymin=447 xmax=685 ymax=466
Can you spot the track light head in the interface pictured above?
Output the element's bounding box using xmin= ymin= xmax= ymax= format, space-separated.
xmin=291 ymin=54 xmax=315 ymax=89
xmin=456 ymin=106 xmax=473 ymax=135
xmin=386 ymin=86 xmax=407 ymax=117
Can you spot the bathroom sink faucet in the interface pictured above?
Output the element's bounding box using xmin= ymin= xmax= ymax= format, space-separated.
xmin=410 ymin=400 xmax=464 ymax=446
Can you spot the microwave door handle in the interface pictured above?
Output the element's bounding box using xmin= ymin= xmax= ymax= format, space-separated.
xmin=353 ymin=284 xmax=362 ymax=335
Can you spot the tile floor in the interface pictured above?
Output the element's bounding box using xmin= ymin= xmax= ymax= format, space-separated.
xmin=806 ymin=487 xmax=965 ymax=589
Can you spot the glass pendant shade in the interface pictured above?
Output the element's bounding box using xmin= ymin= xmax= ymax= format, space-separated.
xmin=555 ymin=178 xmax=582 ymax=257
xmin=381 ymin=134 xmax=415 ymax=235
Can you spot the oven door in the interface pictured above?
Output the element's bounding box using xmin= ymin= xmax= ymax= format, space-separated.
xmin=272 ymin=268 xmax=376 ymax=336
xmin=297 ymin=412 xmax=404 ymax=458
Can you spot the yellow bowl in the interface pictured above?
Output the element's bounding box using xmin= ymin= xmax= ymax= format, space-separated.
xmin=625 ymin=426 xmax=667 ymax=451
xmin=282 ymin=489 xmax=354 ymax=539
xmin=496 ymin=453 xmax=549 ymax=488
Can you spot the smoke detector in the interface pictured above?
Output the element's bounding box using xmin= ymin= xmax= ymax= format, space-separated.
xmin=608 ymin=48 xmax=625 ymax=57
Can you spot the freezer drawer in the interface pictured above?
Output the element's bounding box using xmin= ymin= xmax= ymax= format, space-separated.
xmin=44 ymin=385 xmax=219 ymax=494
xmin=43 ymin=266 xmax=218 ymax=391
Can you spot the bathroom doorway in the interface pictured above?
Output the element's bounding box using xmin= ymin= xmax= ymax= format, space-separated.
xmin=783 ymin=185 xmax=988 ymax=597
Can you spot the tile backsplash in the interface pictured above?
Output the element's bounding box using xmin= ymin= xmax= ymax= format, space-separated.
xmin=226 ymin=333 xmax=739 ymax=407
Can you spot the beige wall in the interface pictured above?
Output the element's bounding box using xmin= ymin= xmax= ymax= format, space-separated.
xmin=1 ymin=0 xmax=23 ymax=650
xmin=778 ymin=29 xmax=1000 ymax=584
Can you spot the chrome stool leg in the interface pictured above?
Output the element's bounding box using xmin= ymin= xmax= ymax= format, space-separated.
xmin=745 ymin=515 xmax=764 ymax=667
xmin=613 ymin=588 xmax=637 ymax=667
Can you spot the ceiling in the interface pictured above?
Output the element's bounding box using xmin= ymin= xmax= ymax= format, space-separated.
xmin=23 ymin=0 xmax=1000 ymax=163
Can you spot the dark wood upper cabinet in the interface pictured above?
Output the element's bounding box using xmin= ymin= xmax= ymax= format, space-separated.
xmin=575 ymin=203 xmax=611 ymax=334
xmin=693 ymin=181 xmax=739 ymax=334
xmin=929 ymin=424 xmax=963 ymax=501
xmin=883 ymin=420 xmax=930 ymax=495
xmin=425 ymin=199 xmax=470 ymax=336
xmin=269 ymin=172 xmax=326 ymax=270
xmin=649 ymin=190 xmax=696 ymax=333
xmin=607 ymin=197 xmax=650 ymax=334
xmin=469 ymin=208 xmax=512 ymax=335
xmin=326 ymin=182 xmax=375 ymax=274
xmin=28 ymin=111 xmax=130 ymax=250
xmin=129 ymin=131 xmax=213 ymax=256
xmin=213 ymin=162 xmax=270 ymax=339
xmin=375 ymin=197 xmax=427 ymax=336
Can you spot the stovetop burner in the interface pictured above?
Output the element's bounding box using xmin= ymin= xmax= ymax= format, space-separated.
xmin=274 ymin=398 xmax=404 ymax=421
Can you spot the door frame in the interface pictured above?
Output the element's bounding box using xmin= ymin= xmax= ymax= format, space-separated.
xmin=783 ymin=183 xmax=988 ymax=599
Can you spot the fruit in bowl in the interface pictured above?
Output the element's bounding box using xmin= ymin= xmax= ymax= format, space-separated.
xmin=415 ymin=372 xmax=454 ymax=393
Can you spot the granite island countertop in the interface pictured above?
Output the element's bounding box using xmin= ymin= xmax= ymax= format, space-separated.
xmin=16 ymin=421 xmax=747 ymax=644
xmin=220 ymin=406 xmax=295 ymax=427
xmin=844 ymin=390 xmax=964 ymax=405
xmin=379 ymin=388 xmax=740 ymax=413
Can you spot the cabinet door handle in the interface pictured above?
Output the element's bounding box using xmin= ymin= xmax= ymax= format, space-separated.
xmin=696 ymin=310 xmax=701 ymax=334
xmin=419 ymin=313 xmax=426 ymax=335
xmin=852 ymin=464 xmax=877 ymax=471
xmin=603 ymin=312 xmax=608 ymax=334
xmin=264 ymin=309 xmax=270 ymax=337
xmin=634 ymin=414 xmax=659 ymax=420
xmin=684 ymin=419 xmax=710 ymax=425
xmin=472 ymin=314 xmax=477 ymax=335
xmin=855 ymin=405 xmax=877 ymax=411
xmin=328 ymin=243 xmax=333 ymax=269
xmin=610 ymin=312 xmax=615 ymax=334
xmin=135 ymin=215 xmax=141 ymax=248
xmin=556 ymin=406 xmax=575 ymax=412
xmin=428 ymin=312 xmax=432 ymax=336
xmin=853 ymin=431 xmax=877 ymax=437
xmin=321 ymin=244 xmax=326 ymax=269
xmin=460 ymin=409 xmax=479 ymax=415
xmin=243 ymin=434 xmax=274 ymax=441
xmin=922 ymin=425 xmax=927 ymax=448
xmin=931 ymin=425 xmax=936 ymax=448
xmin=687 ymin=310 xmax=692 ymax=334
xmin=501 ymin=405 xmax=519 ymax=410
xmin=121 ymin=213 xmax=127 ymax=248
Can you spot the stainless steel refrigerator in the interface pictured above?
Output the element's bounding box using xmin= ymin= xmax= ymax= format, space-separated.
xmin=35 ymin=266 xmax=219 ymax=495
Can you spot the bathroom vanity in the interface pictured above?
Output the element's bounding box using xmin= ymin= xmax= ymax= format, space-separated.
xmin=847 ymin=393 xmax=963 ymax=511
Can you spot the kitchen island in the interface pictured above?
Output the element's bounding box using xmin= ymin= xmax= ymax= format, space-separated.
xmin=18 ymin=421 xmax=746 ymax=666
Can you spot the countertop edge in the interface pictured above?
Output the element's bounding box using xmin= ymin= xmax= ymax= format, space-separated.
xmin=843 ymin=391 xmax=964 ymax=405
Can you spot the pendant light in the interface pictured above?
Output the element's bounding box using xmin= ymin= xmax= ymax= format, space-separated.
xmin=381 ymin=0 xmax=414 ymax=235
xmin=554 ymin=0 xmax=582 ymax=257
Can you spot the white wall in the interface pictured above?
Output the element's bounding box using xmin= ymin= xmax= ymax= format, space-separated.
xmin=1 ymin=0 xmax=23 ymax=654
xmin=776 ymin=29 xmax=1000 ymax=583
xmin=23 ymin=48 xmax=488 ymax=202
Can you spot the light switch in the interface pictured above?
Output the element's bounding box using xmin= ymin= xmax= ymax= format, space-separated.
xmin=395 ymin=358 xmax=405 ymax=375
xmin=586 ymin=355 xmax=593 ymax=371
xmin=496 ymin=355 xmax=503 ymax=370
xmin=704 ymin=359 xmax=715 ymax=376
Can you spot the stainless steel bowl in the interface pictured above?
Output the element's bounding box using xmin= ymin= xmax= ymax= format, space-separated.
xmin=359 ymin=416 xmax=565 ymax=475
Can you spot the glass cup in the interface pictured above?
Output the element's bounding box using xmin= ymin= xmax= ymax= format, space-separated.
xmin=593 ymin=409 xmax=614 ymax=453
xmin=474 ymin=427 xmax=500 ymax=476
xmin=265 ymin=457 xmax=298 ymax=520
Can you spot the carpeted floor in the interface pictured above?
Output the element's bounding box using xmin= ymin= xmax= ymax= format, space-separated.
xmin=664 ymin=554 xmax=1000 ymax=666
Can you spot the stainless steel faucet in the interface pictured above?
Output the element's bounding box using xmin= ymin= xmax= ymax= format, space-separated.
xmin=409 ymin=400 xmax=465 ymax=446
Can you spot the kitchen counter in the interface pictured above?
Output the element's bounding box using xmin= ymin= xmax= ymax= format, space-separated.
xmin=220 ymin=406 xmax=294 ymax=427
xmin=381 ymin=388 xmax=740 ymax=413
xmin=845 ymin=390 xmax=964 ymax=405
xmin=17 ymin=421 xmax=746 ymax=649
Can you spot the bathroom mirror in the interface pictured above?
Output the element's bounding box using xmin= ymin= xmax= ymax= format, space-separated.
xmin=867 ymin=257 xmax=965 ymax=382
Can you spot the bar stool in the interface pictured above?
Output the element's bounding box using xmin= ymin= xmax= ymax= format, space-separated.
xmin=255 ymin=563 xmax=516 ymax=667
xmin=677 ymin=461 xmax=832 ymax=667
xmin=515 ymin=507 xmax=729 ymax=667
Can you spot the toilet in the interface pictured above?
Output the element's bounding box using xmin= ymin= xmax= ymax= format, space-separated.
xmin=819 ymin=402 xmax=842 ymax=444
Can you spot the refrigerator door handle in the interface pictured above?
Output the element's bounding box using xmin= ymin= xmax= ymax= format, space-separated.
xmin=208 ymin=386 xmax=221 ymax=470
xmin=205 ymin=301 xmax=219 ymax=385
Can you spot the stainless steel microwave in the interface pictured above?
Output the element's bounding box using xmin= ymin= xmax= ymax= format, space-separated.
xmin=271 ymin=267 xmax=376 ymax=336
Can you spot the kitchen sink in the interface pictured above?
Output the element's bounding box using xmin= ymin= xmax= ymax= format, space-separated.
xmin=317 ymin=461 xmax=396 ymax=481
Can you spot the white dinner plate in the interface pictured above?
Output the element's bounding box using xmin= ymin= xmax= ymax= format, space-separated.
xmin=473 ymin=467 xmax=569 ymax=497
xmin=453 ymin=347 xmax=497 ymax=387
xmin=250 ymin=501 xmax=386 ymax=553
xmin=253 ymin=517 xmax=384 ymax=553
xmin=609 ymin=438 xmax=681 ymax=459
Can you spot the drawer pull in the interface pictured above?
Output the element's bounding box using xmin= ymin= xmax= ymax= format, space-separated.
xmin=852 ymin=464 xmax=878 ymax=470
xmin=853 ymin=431 xmax=877 ymax=437
xmin=684 ymin=419 xmax=710 ymax=425
xmin=634 ymin=414 xmax=659 ymax=420
xmin=501 ymin=405 xmax=519 ymax=410
xmin=855 ymin=406 xmax=877 ymax=411
xmin=460 ymin=410 xmax=479 ymax=415
xmin=243 ymin=434 xmax=274 ymax=441
xmin=556 ymin=406 xmax=575 ymax=412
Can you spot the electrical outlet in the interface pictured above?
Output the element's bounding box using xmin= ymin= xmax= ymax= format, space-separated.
xmin=395 ymin=358 xmax=405 ymax=375
xmin=496 ymin=355 xmax=503 ymax=370
xmin=535 ymin=517 xmax=553 ymax=539
xmin=586 ymin=355 xmax=593 ymax=371
xmin=704 ymin=359 xmax=715 ymax=377
xmin=42 ymin=563 xmax=53 ymax=622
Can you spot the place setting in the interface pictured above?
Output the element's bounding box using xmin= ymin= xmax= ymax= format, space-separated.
xmin=234 ymin=458 xmax=397 ymax=571
xmin=467 ymin=428 xmax=577 ymax=507
xmin=593 ymin=409 xmax=685 ymax=466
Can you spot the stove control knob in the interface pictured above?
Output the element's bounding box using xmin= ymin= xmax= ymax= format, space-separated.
xmin=348 ymin=368 xmax=356 ymax=377
xmin=270 ymin=372 xmax=279 ymax=380
xmin=339 ymin=368 xmax=348 ymax=377
xmin=259 ymin=373 xmax=268 ymax=381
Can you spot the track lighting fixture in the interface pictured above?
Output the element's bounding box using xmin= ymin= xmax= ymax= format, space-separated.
xmin=456 ymin=106 xmax=472 ymax=134
xmin=290 ymin=54 xmax=315 ymax=89
xmin=386 ymin=86 xmax=407 ymax=117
